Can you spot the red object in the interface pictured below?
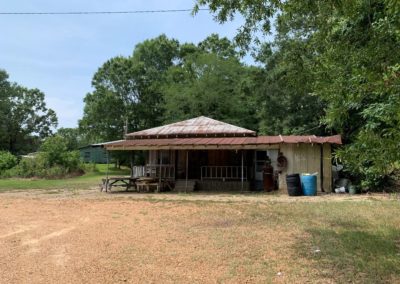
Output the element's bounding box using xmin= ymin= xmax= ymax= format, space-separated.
xmin=263 ymin=164 xmax=274 ymax=192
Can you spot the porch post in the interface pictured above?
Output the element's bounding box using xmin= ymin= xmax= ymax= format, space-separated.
xmin=185 ymin=150 xmax=188 ymax=193
xmin=130 ymin=151 xmax=134 ymax=177
xmin=241 ymin=150 xmax=244 ymax=192
xmin=159 ymin=150 xmax=162 ymax=190
xmin=105 ymin=150 xmax=110 ymax=192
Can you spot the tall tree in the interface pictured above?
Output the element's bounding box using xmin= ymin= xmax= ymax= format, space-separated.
xmin=79 ymin=35 xmax=179 ymax=142
xmin=194 ymin=0 xmax=400 ymax=187
xmin=254 ymin=39 xmax=326 ymax=135
xmin=162 ymin=36 xmax=259 ymax=130
xmin=0 ymin=69 xmax=57 ymax=154
xmin=57 ymin=127 xmax=88 ymax=150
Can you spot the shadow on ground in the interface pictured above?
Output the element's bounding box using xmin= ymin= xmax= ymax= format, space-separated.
xmin=295 ymin=222 xmax=400 ymax=283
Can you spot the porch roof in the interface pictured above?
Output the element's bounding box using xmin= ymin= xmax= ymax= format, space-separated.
xmin=126 ymin=116 xmax=256 ymax=138
xmin=105 ymin=135 xmax=342 ymax=150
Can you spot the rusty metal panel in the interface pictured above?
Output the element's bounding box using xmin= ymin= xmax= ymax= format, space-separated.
xmin=105 ymin=135 xmax=342 ymax=150
xmin=126 ymin=116 xmax=256 ymax=138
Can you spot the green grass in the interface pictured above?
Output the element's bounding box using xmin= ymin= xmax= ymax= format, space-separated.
xmin=0 ymin=164 xmax=130 ymax=192
xmin=295 ymin=201 xmax=400 ymax=283
xmin=237 ymin=200 xmax=400 ymax=283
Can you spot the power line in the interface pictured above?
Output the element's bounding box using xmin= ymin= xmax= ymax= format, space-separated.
xmin=0 ymin=8 xmax=209 ymax=16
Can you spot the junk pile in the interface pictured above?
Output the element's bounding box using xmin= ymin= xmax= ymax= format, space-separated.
xmin=332 ymin=163 xmax=358 ymax=194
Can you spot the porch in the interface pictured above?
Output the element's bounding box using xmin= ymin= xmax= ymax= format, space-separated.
xmin=127 ymin=149 xmax=274 ymax=192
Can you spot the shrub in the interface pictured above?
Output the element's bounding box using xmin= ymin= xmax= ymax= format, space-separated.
xmin=2 ymin=136 xmax=85 ymax=179
xmin=40 ymin=136 xmax=69 ymax=167
xmin=0 ymin=151 xmax=18 ymax=173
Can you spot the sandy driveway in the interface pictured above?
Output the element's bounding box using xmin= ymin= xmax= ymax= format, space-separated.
xmin=0 ymin=190 xmax=396 ymax=283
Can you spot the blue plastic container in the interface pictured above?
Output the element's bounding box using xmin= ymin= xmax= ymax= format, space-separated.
xmin=301 ymin=174 xmax=317 ymax=196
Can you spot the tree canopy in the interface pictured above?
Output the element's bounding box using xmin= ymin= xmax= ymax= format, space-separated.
xmin=194 ymin=0 xmax=400 ymax=187
xmin=79 ymin=35 xmax=180 ymax=142
xmin=0 ymin=69 xmax=57 ymax=154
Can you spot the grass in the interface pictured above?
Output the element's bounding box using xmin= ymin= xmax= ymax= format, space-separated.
xmin=233 ymin=200 xmax=400 ymax=283
xmin=295 ymin=201 xmax=400 ymax=283
xmin=0 ymin=164 xmax=130 ymax=192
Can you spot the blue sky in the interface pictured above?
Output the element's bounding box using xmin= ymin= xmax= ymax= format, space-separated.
xmin=0 ymin=1 xmax=246 ymax=128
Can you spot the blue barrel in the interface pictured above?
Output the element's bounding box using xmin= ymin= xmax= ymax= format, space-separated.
xmin=301 ymin=174 xmax=317 ymax=196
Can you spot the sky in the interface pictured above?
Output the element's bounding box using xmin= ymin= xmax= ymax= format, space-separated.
xmin=0 ymin=0 xmax=246 ymax=129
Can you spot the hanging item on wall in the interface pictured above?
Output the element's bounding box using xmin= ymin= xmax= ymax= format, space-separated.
xmin=277 ymin=152 xmax=288 ymax=173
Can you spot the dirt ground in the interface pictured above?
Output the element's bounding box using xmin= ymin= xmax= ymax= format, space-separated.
xmin=0 ymin=189 xmax=397 ymax=283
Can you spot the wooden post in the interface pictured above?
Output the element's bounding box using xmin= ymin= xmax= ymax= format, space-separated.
xmin=105 ymin=150 xmax=110 ymax=192
xmin=241 ymin=150 xmax=244 ymax=192
xmin=320 ymin=144 xmax=325 ymax=192
xmin=159 ymin=150 xmax=162 ymax=191
xmin=185 ymin=150 xmax=188 ymax=193
xmin=130 ymin=151 xmax=134 ymax=177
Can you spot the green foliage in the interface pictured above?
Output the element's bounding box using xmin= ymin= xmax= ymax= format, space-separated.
xmin=195 ymin=0 xmax=400 ymax=188
xmin=80 ymin=34 xmax=261 ymax=140
xmin=3 ymin=135 xmax=83 ymax=179
xmin=79 ymin=35 xmax=180 ymax=142
xmin=0 ymin=69 xmax=58 ymax=154
xmin=254 ymin=40 xmax=326 ymax=135
xmin=193 ymin=0 xmax=279 ymax=50
xmin=39 ymin=136 xmax=83 ymax=173
xmin=40 ymin=136 xmax=68 ymax=166
xmin=0 ymin=151 xmax=17 ymax=173
xmin=163 ymin=41 xmax=259 ymax=130
xmin=57 ymin=127 xmax=87 ymax=150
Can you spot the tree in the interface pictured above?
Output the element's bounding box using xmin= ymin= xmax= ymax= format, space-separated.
xmin=0 ymin=69 xmax=58 ymax=154
xmin=194 ymin=0 xmax=400 ymax=188
xmin=79 ymin=35 xmax=179 ymax=142
xmin=163 ymin=45 xmax=259 ymax=130
xmin=57 ymin=127 xmax=87 ymax=150
xmin=254 ymin=39 xmax=326 ymax=135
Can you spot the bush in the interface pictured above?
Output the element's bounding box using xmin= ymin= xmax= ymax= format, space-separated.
xmin=336 ymin=131 xmax=400 ymax=190
xmin=2 ymin=136 xmax=85 ymax=179
xmin=0 ymin=151 xmax=18 ymax=173
xmin=40 ymin=136 xmax=69 ymax=167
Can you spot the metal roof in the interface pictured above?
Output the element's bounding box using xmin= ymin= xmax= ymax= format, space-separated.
xmin=105 ymin=135 xmax=342 ymax=150
xmin=78 ymin=140 xmax=125 ymax=149
xmin=126 ymin=116 xmax=256 ymax=138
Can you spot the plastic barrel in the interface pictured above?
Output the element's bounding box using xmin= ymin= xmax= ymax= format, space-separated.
xmin=301 ymin=175 xmax=317 ymax=196
xmin=286 ymin=174 xmax=302 ymax=196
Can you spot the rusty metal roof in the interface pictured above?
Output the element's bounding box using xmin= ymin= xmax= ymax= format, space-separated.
xmin=126 ymin=116 xmax=256 ymax=138
xmin=105 ymin=135 xmax=342 ymax=150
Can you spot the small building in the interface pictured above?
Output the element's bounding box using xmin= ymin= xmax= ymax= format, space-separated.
xmin=105 ymin=116 xmax=341 ymax=192
xmin=79 ymin=141 xmax=123 ymax=163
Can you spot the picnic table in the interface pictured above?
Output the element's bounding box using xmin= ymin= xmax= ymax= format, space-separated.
xmin=101 ymin=176 xmax=137 ymax=192
xmin=101 ymin=176 xmax=173 ymax=193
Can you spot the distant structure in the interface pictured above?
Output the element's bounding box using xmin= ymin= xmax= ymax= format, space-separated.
xmin=79 ymin=141 xmax=123 ymax=164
